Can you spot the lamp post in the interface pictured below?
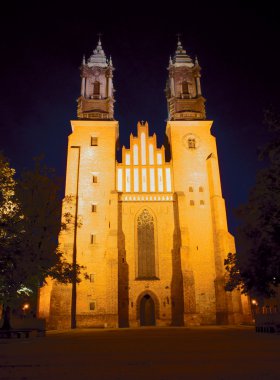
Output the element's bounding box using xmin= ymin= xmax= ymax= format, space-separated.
xmin=71 ymin=146 xmax=81 ymax=329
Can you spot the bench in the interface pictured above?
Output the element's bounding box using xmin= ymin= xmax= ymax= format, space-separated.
xmin=0 ymin=328 xmax=45 ymax=339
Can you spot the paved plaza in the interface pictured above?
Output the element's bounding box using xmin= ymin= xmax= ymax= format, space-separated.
xmin=0 ymin=326 xmax=279 ymax=379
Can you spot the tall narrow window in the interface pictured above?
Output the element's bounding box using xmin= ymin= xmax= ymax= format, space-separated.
xmin=137 ymin=209 xmax=156 ymax=278
xmin=93 ymin=81 xmax=100 ymax=96
xmin=90 ymin=234 xmax=96 ymax=244
xmin=182 ymin=81 xmax=189 ymax=95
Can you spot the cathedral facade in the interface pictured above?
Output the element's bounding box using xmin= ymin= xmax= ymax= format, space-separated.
xmin=39 ymin=39 xmax=251 ymax=329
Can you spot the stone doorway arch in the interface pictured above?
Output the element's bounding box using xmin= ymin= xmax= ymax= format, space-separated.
xmin=137 ymin=291 xmax=159 ymax=326
xmin=140 ymin=294 xmax=155 ymax=326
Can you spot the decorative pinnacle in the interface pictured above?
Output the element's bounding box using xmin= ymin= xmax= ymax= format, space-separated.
xmin=97 ymin=32 xmax=102 ymax=46
xmin=169 ymin=56 xmax=172 ymax=65
xmin=195 ymin=56 xmax=199 ymax=65
xmin=82 ymin=55 xmax=86 ymax=65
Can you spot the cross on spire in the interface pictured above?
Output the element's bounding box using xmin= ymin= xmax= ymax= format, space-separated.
xmin=176 ymin=33 xmax=182 ymax=44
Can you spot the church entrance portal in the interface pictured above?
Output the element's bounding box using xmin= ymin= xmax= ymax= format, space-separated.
xmin=140 ymin=294 xmax=156 ymax=326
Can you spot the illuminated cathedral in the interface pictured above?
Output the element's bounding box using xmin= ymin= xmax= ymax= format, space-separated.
xmin=39 ymin=38 xmax=251 ymax=328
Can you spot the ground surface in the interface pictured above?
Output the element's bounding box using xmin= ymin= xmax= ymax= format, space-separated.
xmin=0 ymin=326 xmax=279 ymax=379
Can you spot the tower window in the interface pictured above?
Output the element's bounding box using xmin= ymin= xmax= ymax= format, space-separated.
xmin=89 ymin=302 xmax=96 ymax=311
xmin=188 ymin=138 xmax=196 ymax=149
xmin=199 ymin=186 xmax=204 ymax=192
xmin=200 ymin=200 xmax=205 ymax=205
xmin=190 ymin=200 xmax=195 ymax=206
xmin=92 ymin=204 xmax=97 ymax=212
xmin=90 ymin=234 xmax=96 ymax=244
xmin=91 ymin=137 xmax=98 ymax=146
xmin=92 ymin=175 xmax=98 ymax=183
xmin=189 ymin=186 xmax=193 ymax=192
xmin=93 ymin=81 xmax=100 ymax=96
xmin=182 ymin=81 xmax=190 ymax=95
xmin=90 ymin=274 xmax=95 ymax=283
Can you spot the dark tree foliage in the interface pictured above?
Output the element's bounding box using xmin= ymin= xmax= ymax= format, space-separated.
xmin=0 ymin=153 xmax=22 ymax=328
xmin=225 ymin=110 xmax=280 ymax=298
xmin=0 ymin=156 xmax=85 ymax=329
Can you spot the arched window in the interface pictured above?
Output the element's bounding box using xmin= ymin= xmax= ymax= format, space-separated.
xmin=137 ymin=209 xmax=155 ymax=278
xmin=93 ymin=81 xmax=100 ymax=96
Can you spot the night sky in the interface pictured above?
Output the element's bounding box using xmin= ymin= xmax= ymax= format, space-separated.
xmin=0 ymin=3 xmax=279 ymax=232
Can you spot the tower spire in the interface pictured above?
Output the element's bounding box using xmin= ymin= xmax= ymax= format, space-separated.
xmin=77 ymin=36 xmax=115 ymax=120
xmin=165 ymin=37 xmax=205 ymax=120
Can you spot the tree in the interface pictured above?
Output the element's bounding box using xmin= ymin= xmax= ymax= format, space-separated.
xmin=0 ymin=153 xmax=22 ymax=328
xmin=0 ymin=156 xmax=85 ymax=329
xmin=225 ymin=110 xmax=280 ymax=298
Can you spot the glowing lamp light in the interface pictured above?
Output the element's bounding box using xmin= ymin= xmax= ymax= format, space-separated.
xmin=22 ymin=303 xmax=30 ymax=311
xmin=251 ymin=299 xmax=258 ymax=306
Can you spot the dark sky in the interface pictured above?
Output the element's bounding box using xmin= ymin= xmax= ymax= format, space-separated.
xmin=0 ymin=2 xmax=279 ymax=232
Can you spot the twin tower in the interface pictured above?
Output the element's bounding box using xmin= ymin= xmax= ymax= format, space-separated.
xmin=39 ymin=38 xmax=251 ymax=328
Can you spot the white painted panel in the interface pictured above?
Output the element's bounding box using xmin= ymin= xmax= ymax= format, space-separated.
xmin=125 ymin=153 xmax=130 ymax=165
xmin=134 ymin=168 xmax=139 ymax=192
xmin=158 ymin=168 xmax=163 ymax=192
xmin=126 ymin=168 xmax=130 ymax=192
xmin=141 ymin=133 xmax=146 ymax=165
xmin=157 ymin=152 xmax=162 ymax=165
xmin=149 ymin=144 xmax=154 ymax=164
xmin=117 ymin=168 xmax=122 ymax=191
xmin=142 ymin=168 xmax=147 ymax=192
xmin=133 ymin=144 xmax=138 ymax=165
xmin=150 ymin=168 xmax=155 ymax=192
xmin=166 ymin=168 xmax=171 ymax=192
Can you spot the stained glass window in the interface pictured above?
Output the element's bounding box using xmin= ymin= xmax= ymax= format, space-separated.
xmin=137 ymin=209 xmax=155 ymax=278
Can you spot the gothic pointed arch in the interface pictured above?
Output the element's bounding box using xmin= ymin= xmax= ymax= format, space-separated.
xmin=135 ymin=208 xmax=158 ymax=279
xmin=136 ymin=290 xmax=160 ymax=322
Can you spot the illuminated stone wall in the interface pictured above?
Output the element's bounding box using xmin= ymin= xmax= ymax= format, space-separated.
xmin=39 ymin=118 xmax=250 ymax=328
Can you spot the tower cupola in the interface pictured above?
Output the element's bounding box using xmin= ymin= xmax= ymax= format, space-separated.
xmin=165 ymin=38 xmax=205 ymax=120
xmin=77 ymin=37 xmax=115 ymax=120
